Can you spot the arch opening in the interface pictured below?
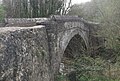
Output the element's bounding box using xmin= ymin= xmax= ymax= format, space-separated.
xmin=63 ymin=34 xmax=87 ymax=59
xmin=58 ymin=34 xmax=87 ymax=81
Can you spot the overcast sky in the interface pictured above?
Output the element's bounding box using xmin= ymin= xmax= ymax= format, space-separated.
xmin=71 ymin=0 xmax=91 ymax=4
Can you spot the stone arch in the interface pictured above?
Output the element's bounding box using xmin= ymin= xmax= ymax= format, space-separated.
xmin=57 ymin=28 xmax=88 ymax=56
xmin=55 ymin=28 xmax=89 ymax=74
xmin=63 ymin=34 xmax=87 ymax=59
xmin=56 ymin=28 xmax=89 ymax=80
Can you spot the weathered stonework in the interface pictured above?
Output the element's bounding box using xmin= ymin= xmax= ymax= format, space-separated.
xmin=0 ymin=15 xmax=99 ymax=81
xmin=0 ymin=26 xmax=51 ymax=81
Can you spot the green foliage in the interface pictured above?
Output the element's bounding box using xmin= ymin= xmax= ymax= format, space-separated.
xmin=57 ymin=55 xmax=120 ymax=81
xmin=55 ymin=74 xmax=68 ymax=81
xmin=91 ymin=0 xmax=120 ymax=50
xmin=63 ymin=0 xmax=120 ymax=81
xmin=74 ymin=55 xmax=120 ymax=81
xmin=68 ymin=0 xmax=120 ymax=61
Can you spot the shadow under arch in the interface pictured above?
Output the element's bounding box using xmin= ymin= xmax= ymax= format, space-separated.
xmin=57 ymin=29 xmax=88 ymax=57
xmin=63 ymin=34 xmax=87 ymax=59
xmin=56 ymin=28 xmax=88 ymax=75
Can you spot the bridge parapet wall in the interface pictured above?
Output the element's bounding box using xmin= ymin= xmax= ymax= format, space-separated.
xmin=4 ymin=18 xmax=48 ymax=27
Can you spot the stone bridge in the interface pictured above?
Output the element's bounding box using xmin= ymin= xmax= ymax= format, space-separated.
xmin=0 ymin=15 xmax=100 ymax=81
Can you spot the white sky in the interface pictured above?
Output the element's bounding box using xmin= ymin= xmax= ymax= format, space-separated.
xmin=71 ymin=0 xmax=91 ymax=4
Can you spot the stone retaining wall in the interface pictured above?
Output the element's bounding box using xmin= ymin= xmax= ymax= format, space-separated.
xmin=0 ymin=26 xmax=51 ymax=81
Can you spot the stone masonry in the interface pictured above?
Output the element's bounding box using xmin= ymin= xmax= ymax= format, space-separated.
xmin=0 ymin=15 xmax=99 ymax=81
